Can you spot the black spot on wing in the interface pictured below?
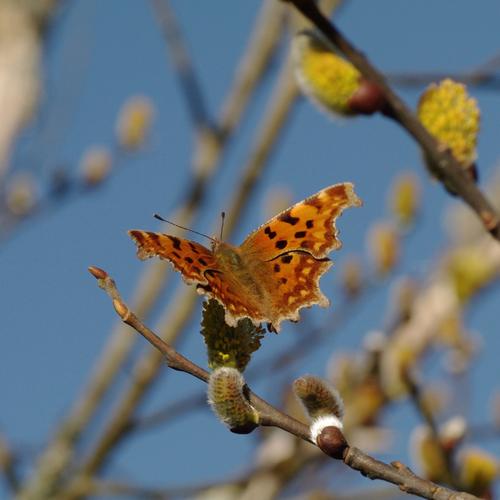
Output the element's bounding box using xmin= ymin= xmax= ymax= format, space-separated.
xmin=278 ymin=213 xmax=299 ymax=225
xmin=172 ymin=251 xmax=181 ymax=259
xmin=306 ymin=220 xmax=314 ymax=229
xmin=167 ymin=235 xmax=182 ymax=250
xmin=264 ymin=226 xmax=277 ymax=239
xmin=275 ymin=240 xmax=287 ymax=250
xmin=294 ymin=231 xmax=306 ymax=238
xmin=148 ymin=232 xmax=160 ymax=244
xmin=274 ymin=264 xmax=280 ymax=273
xmin=188 ymin=242 xmax=199 ymax=254
xmin=185 ymin=256 xmax=193 ymax=263
xmin=198 ymin=257 xmax=208 ymax=266
xmin=281 ymin=255 xmax=293 ymax=264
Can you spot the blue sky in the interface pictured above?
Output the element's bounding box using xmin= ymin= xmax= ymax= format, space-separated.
xmin=1 ymin=0 xmax=500 ymax=496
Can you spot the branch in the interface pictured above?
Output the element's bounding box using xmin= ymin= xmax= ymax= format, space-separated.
xmin=404 ymin=370 xmax=457 ymax=488
xmin=388 ymin=52 xmax=500 ymax=90
xmin=0 ymin=433 xmax=19 ymax=493
xmin=150 ymin=0 xmax=214 ymax=132
xmin=87 ymin=266 xmax=479 ymax=500
xmin=282 ymin=0 xmax=500 ymax=240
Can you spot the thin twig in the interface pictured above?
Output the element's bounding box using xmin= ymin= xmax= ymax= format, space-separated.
xmin=404 ymin=371 xmax=457 ymax=488
xmin=150 ymin=0 xmax=214 ymax=132
xmin=388 ymin=52 xmax=500 ymax=90
xmin=282 ymin=0 xmax=500 ymax=240
xmin=0 ymin=433 xmax=19 ymax=493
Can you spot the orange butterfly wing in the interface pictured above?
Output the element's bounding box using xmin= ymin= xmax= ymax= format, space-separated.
xmin=242 ymin=183 xmax=361 ymax=260
xmin=240 ymin=183 xmax=361 ymax=330
xmin=128 ymin=230 xmax=218 ymax=285
xmin=129 ymin=231 xmax=267 ymax=327
xmin=129 ymin=183 xmax=361 ymax=332
xmin=262 ymin=252 xmax=332 ymax=324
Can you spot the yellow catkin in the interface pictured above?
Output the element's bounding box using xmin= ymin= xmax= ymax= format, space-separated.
xmin=447 ymin=246 xmax=497 ymax=302
xmin=368 ymin=222 xmax=399 ymax=275
xmin=201 ymin=300 xmax=264 ymax=372
xmin=390 ymin=173 xmax=420 ymax=226
xmin=418 ymin=79 xmax=480 ymax=167
xmin=116 ymin=95 xmax=154 ymax=149
xmin=459 ymin=448 xmax=498 ymax=497
xmin=292 ymin=30 xmax=361 ymax=116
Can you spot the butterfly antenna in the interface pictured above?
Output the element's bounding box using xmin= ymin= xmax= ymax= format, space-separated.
xmin=219 ymin=212 xmax=226 ymax=241
xmin=153 ymin=214 xmax=216 ymax=242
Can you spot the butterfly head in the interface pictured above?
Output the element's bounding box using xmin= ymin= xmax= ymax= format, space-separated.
xmin=212 ymin=240 xmax=242 ymax=269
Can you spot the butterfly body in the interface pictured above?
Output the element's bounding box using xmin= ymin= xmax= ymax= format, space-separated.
xmin=129 ymin=183 xmax=361 ymax=332
xmin=208 ymin=241 xmax=270 ymax=311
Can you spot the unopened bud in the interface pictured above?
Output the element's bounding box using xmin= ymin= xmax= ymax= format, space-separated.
xmin=368 ymin=222 xmax=399 ymax=275
xmin=316 ymin=425 xmax=348 ymax=459
xmin=341 ymin=257 xmax=363 ymax=298
xmin=208 ymin=367 xmax=259 ymax=434
xmin=293 ymin=375 xmax=344 ymax=445
xmin=6 ymin=173 xmax=38 ymax=216
xmin=116 ymin=95 xmax=154 ymax=150
xmin=80 ymin=146 xmax=112 ymax=186
xmin=390 ymin=172 xmax=420 ymax=227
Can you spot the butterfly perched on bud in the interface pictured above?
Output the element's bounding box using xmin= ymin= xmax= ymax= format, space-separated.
xmin=129 ymin=183 xmax=361 ymax=332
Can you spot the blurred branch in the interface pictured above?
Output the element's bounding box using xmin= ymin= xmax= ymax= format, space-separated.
xmin=222 ymin=45 xmax=299 ymax=236
xmin=404 ymin=371 xmax=457 ymax=488
xmin=186 ymin=0 xmax=287 ymax=209
xmin=0 ymin=433 xmax=19 ymax=493
xmin=85 ymin=266 xmax=479 ymax=500
xmin=282 ymin=0 xmax=500 ymax=240
xmin=389 ymin=52 xmax=500 ymax=90
xmin=150 ymin=0 xmax=214 ymax=132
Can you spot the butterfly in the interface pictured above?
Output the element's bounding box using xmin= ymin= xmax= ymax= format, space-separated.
xmin=129 ymin=183 xmax=361 ymax=332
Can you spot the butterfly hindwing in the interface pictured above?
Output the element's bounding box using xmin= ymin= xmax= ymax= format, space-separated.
xmin=196 ymin=269 xmax=265 ymax=327
xmin=128 ymin=230 xmax=218 ymax=285
xmin=263 ymin=252 xmax=332 ymax=322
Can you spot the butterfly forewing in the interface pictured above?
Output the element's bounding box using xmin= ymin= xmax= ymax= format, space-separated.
xmin=128 ymin=230 xmax=218 ymax=285
xmin=241 ymin=183 xmax=361 ymax=261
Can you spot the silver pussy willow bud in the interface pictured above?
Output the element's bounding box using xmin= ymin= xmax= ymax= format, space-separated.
xmin=208 ymin=367 xmax=259 ymax=434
